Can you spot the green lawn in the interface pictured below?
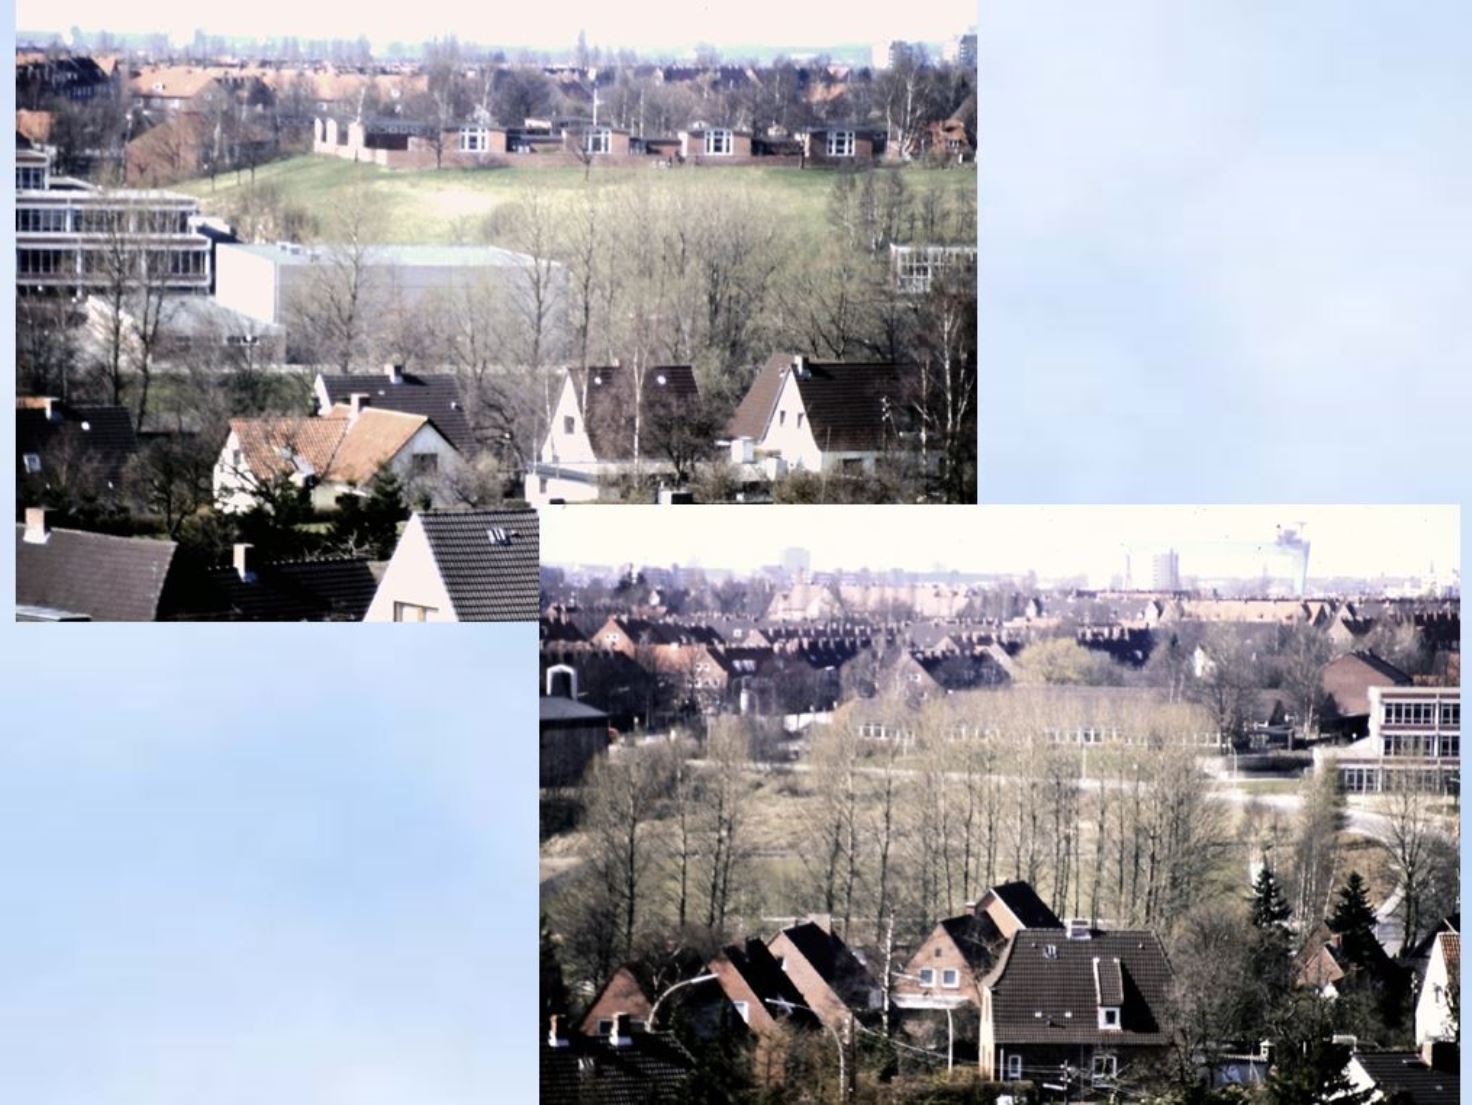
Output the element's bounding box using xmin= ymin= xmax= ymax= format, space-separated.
xmin=177 ymin=154 xmax=976 ymax=245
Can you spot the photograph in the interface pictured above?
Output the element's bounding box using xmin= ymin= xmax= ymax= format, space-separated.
xmin=539 ymin=505 xmax=1460 ymax=1102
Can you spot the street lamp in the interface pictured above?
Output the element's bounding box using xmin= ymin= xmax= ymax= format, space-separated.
xmin=646 ymin=972 xmax=717 ymax=1030
xmin=891 ymin=971 xmax=961 ymax=1073
xmin=764 ymin=997 xmax=849 ymax=1100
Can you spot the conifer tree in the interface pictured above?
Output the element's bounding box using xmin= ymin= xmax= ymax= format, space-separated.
xmin=1250 ymin=865 xmax=1293 ymax=928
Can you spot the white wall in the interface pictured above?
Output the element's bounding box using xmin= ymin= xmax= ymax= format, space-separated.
xmin=212 ymin=430 xmax=259 ymax=514
xmin=363 ymin=515 xmax=459 ymax=622
xmin=757 ymin=372 xmax=823 ymax=471
xmin=385 ymin=422 xmax=468 ymax=506
xmin=214 ymin=246 xmax=282 ymax=325
xmin=539 ymin=375 xmax=598 ymax=467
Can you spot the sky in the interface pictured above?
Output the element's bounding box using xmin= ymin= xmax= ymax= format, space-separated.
xmin=0 ymin=628 xmax=537 ymax=1105
xmin=14 ymin=0 xmax=974 ymax=53
xmin=978 ymin=1 xmax=1472 ymax=502
xmin=542 ymin=505 xmax=1460 ymax=585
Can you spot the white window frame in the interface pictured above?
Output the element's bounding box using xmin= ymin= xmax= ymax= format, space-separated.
xmin=1006 ymin=1054 xmax=1023 ymax=1080
xmin=23 ymin=453 xmax=43 ymax=474
xmin=918 ymin=967 xmax=935 ymax=986
xmin=1091 ymin=1054 xmax=1117 ymax=1083
xmin=393 ymin=602 xmax=436 ymax=622
xmin=1098 ymin=1005 xmax=1121 ymax=1030
xmin=827 ymin=130 xmax=855 ymax=158
xmin=459 ymin=127 xmax=489 ymax=152
xmin=940 ymin=968 xmax=960 ymax=988
xmin=585 ymin=127 xmax=612 ymax=155
xmin=705 ymin=128 xmax=733 ymax=155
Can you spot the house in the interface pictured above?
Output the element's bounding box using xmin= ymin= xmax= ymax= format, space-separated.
xmin=801 ymin=123 xmax=883 ymax=164
xmin=84 ymin=294 xmax=286 ymax=367
xmin=17 ymin=54 xmax=116 ymax=106
xmin=540 ymin=665 xmax=611 ymax=787
xmin=17 ymin=396 xmax=139 ymax=495
xmin=1320 ymin=651 xmax=1414 ymax=735
xmin=363 ymin=508 xmax=538 ymax=622
xmin=528 ymin=365 xmax=700 ymax=505
xmin=677 ymin=124 xmax=755 ymax=162
xmin=15 ymin=509 xmax=179 ymax=621
xmin=1414 ymin=929 xmax=1459 ymax=1046
xmin=543 ymin=1014 xmax=693 ymax=1104
xmin=1315 ymin=685 xmax=1459 ymax=794
xmin=767 ymin=920 xmax=882 ymax=1030
xmin=700 ymin=938 xmax=818 ymax=1080
xmin=725 ymin=353 xmax=913 ymax=477
xmin=214 ymin=405 xmax=463 ymax=513
xmin=314 ymin=365 xmax=477 ymax=455
xmin=978 ymin=924 xmax=1174 ymax=1088
xmin=578 ymin=967 xmax=655 ymax=1037
xmin=1345 ymin=1048 xmax=1459 ymax=1105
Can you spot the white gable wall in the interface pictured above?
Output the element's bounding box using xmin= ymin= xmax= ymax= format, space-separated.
xmin=364 ymin=514 xmax=459 ymax=622
xmin=213 ymin=429 xmax=259 ymax=514
xmin=756 ymin=372 xmax=823 ymax=471
xmin=385 ymin=422 xmax=467 ymax=506
xmin=540 ymin=374 xmax=598 ymax=468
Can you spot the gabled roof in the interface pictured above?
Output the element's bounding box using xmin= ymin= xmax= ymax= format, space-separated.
xmin=172 ymin=556 xmax=378 ymax=621
xmin=776 ymin=922 xmax=877 ymax=1001
xmin=726 ymin=352 xmax=791 ymax=441
xmin=322 ymin=406 xmax=431 ymax=484
xmin=316 ymin=372 xmax=477 ymax=454
xmin=128 ymin=66 xmax=222 ymax=99
xmin=717 ymin=938 xmax=815 ymax=1023
xmin=988 ymin=881 xmax=1065 ymax=930
xmin=17 ymin=399 xmax=139 ymax=487
xmin=939 ymin=911 xmax=1008 ymax=974
xmin=567 ymin=365 xmax=700 ymax=462
xmin=417 ymin=509 xmax=539 ymax=621
xmin=983 ymin=930 xmax=1172 ymax=1045
xmin=793 ymin=362 xmax=911 ymax=453
xmin=228 ymin=416 xmax=344 ymax=482
xmin=1351 ymin=1053 xmax=1459 ymax=1105
xmin=540 ymin=1030 xmax=693 ymax=1104
xmin=16 ymin=525 xmax=176 ymax=621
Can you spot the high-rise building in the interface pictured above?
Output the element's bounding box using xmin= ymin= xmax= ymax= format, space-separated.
xmin=1151 ymin=549 xmax=1180 ymax=591
xmin=943 ymin=31 xmax=977 ymax=68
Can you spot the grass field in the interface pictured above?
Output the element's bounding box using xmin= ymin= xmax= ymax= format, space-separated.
xmin=177 ymin=155 xmax=976 ymax=245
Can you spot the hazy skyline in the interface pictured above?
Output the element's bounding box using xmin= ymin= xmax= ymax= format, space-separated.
xmin=542 ymin=505 xmax=1459 ymax=586
xmin=15 ymin=0 xmax=974 ymax=54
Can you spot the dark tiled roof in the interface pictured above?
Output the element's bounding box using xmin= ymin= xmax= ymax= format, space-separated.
xmin=15 ymin=525 xmax=175 ymax=621
xmin=541 ymin=617 xmax=587 ymax=644
xmin=540 ymin=696 xmax=610 ymax=723
xmin=611 ymin=618 xmax=722 ymax=647
xmin=722 ymin=938 xmax=814 ymax=1020
xmin=419 ymin=508 xmax=539 ymax=622
xmin=317 ymin=372 xmax=477 ymax=454
xmin=990 ymin=881 xmax=1064 ymax=930
xmin=795 ymin=362 xmax=913 ymax=453
xmin=540 ymin=1032 xmax=694 ymax=1105
xmin=1352 ymin=1054 xmax=1459 ymax=1105
xmin=985 ymin=931 xmax=1173 ymax=1045
xmin=168 ymin=557 xmax=378 ymax=621
xmin=725 ymin=353 xmax=789 ymax=441
xmin=940 ymin=912 xmax=1008 ymax=974
xmin=779 ymin=922 xmax=877 ymax=1005
xmin=17 ymin=402 xmax=139 ymax=487
xmin=570 ymin=366 xmax=699 ymax=461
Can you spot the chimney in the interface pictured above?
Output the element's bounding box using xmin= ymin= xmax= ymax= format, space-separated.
xmin=23 ymin=506 xmax=50 ymax=544
xmin=547 ymin=1014 xmax=571 ymax=1048
xmin=792 ymin=354 xmax=809 ymax=377
xmin=609 ymin=1012 xmax=632 ymax=1047
xmin=233 ymin=543 xmax=257 ymax=582
xmin=42 ymin=396 xmax=61 ymax=422
xmin=385 ymin=363 xmax=404 ymax=384
xmin=349 ymin=392 xmax=370 ymax=420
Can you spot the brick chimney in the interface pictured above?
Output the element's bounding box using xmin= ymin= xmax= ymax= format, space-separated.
xmin=385 ymin=363 xmax=404 ymax=385
xmin=23 ymin=507 xmax=50 ymax=544
xmin=547 ymin=1014 xmax=571 ymax=1048
xmin=233 ymin=543 xmax=257 ymax=582
xmin=348 ymin=392 xmax=370 ymax=420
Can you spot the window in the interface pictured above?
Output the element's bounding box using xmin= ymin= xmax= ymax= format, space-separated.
xmin=16 ymin=207 xmax=69 ymax=233
xmin=22 ymin=453 xmax=42 ymax=474
xmin=841 ymin=458 xmax=864 ymax=473
xmin=411 ymin=453 xmax=438 ymax=476
xmin=796 ymin=412 xmax=805 ymax=427
xmin=17 ymin=249 xmax=67 ymax=276
xmin=918 ymin=968 xmax=935 ymax=986
xmin=941 ymin=968 xmax=960 ymax=988
xmin=1091 ymin=1054 xmax=1118 ymax=1083
xmin=1006 ymin=1054 xmax=1023 ymax=1080
xmin=596 ymin=1018 xmax=613 ymax=1035
xmin=705 ymin=128 xmax=733 ymax=155
xmin=563 ymin=415 xmax=576 ymax=434
xmin=585 ymin=127 xmax=612 ymax=155
xmin=459 ymin=127 xmax=489 ymax=152
xmin=779 ymin=410 xmax=786 ymax=426
xmin=1099 ymin=1006 xmax=1120 ymax=1030
xmin=1042 ymin=944 xmax=1058 ymax=959
xmin=16 ymin=166 xmax=45 ymax=190
xmin=1441 ymin=702 xmax=1460 ymax=726
xmin=827 ymin=130 xmax=855 ymax=157
xmin=393 ymin=602 xmax=436 ymax=622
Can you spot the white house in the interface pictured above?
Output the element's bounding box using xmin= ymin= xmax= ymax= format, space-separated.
xmin=1415 ymin=929 xmax=1460 ymax=1046
xmin=724 ymin=353 xmax=912 ymax=477
xmin=363 ymin=508 xmax=538 ymax=622
xmin=214 ymin=402 xmax=463 ymax=513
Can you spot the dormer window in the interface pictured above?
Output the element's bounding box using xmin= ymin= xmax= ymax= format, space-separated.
xmin=1099 ymin=1006 xmax=1120 ymax=1030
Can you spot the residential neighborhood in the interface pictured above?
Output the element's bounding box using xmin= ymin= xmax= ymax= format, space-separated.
xmin=539 ymin=508 xmax=1461 ymax=1103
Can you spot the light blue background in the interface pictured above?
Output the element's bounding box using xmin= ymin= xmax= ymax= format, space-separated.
xmin=0 ymin=629 xmax=537 ymax=1104
xmin=978 ymin=1 xmax=1471 ymax=503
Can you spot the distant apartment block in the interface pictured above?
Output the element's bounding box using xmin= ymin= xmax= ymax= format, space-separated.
xmin=15 ymin=141 xmax=211 ymax=296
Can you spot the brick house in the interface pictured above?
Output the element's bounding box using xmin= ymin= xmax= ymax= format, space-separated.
xmin=1319 ymin=651 xmax=1414 ymax=736
xmin=578 ymin=966 xmax=655 ymax=1036
xmin=767 ymin=920 xmax=883 ymax=1031
xmin=801 ymin=123 xmax=884 ymax=165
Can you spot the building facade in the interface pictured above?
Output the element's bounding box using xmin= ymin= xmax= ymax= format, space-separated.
xmin=1328 ymin=685 xmax=1460 ymax=793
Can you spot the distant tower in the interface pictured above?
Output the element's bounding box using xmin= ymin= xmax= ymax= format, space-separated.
xmin=1151 ymin=549 xmax=1180 ymax=592
xmin=1275 ymin=524 xmax=1310 ymax=597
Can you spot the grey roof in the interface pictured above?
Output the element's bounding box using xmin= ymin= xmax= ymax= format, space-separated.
xmin=418 ymin=508 xmax=539 ymax=622
xmin=989 ymin=881 xmax=1064 ymax=930
xmin=221 ymin=242 xmax=539 ymax=268
xmin=1352 ymin=1054 xmax=1459 ymax=1105
xmin=317 ymin=372 xmax=476 ymax=455
xmin=17 ymin=402 xmax=139 ymax=487
xmin=540 ymin=695 xmax=610 ymax=723
xmin=16 ymin=525 xmax=177 ymax=622
xmin=540 ymin=1031 xmax=693 ymax=1105
xmin=169 ymin=557 xmax=378 ymax=622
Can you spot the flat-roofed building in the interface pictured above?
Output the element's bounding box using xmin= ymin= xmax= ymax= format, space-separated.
xmin=1320 ymin=684 xmax=1460 ymax=794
